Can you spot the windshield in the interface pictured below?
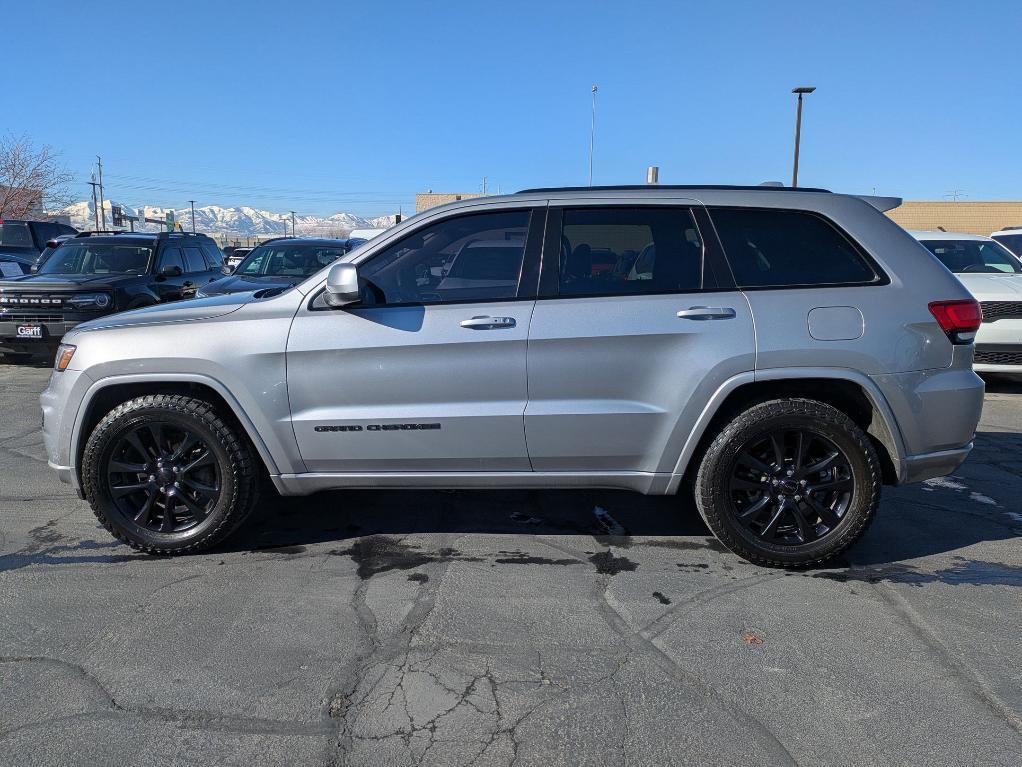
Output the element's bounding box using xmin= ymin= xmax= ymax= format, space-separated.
xmin=0 ymin=222 xmax=34 ymax=252
xmin=920 ymin=239 xmax=1022 ymax=275
xmin=38 ymin=241 xmax=154 ymax=275
xmin=992 ymin=233 xmax=1022 ymax=257
xmin=236 ymin=242 xmax=348 ymax=277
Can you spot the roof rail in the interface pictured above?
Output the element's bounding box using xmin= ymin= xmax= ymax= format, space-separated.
xmin=74 ymin=230 xmax=152 ymax=237
xmin=516 ymin=184 xmax=833 ymax=194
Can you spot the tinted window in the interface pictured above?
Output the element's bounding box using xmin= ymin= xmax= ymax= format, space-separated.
xmin=358 ymin=211 xmax=530 ymax=305
xmin=159 ymin=247 xmax=185 ymax=273
xmin=183 ymin=246 xmax=207 ymax=272
xmin=39 ymin=242 xmax=153 ymax=275
xmin=712 ymin=209 xmax=877 ymax=288
xmin=236 ymin=242 xmax=348 ymax=277
xmin=992 ymin=233 xmax=1022 ymax=257
xmin=920 ymin=239 xmax=1022 ymax=274
xmin=0 ymin=222 xmax=34 ymax=250
xmin=558 ymin=207 xmax=704 ymax=296
xmin=201 ymin=241 xmax=223 ymax=267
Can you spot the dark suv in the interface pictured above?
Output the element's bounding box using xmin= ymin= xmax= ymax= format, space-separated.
xmin=0 ymin=219 xmax=78 ymax=276
xmin=0 ymin=230 xmax=223 ymax=359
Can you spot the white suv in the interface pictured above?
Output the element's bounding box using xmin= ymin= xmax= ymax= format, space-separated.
xmin=990 ymin=227 xmax=1022 ymax=257
xmin=913 ymin=230 xmax=1022 ymax=371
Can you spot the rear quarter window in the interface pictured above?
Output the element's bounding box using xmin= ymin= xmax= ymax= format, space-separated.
xmin=710 ymin=208 xmax=880 ymax=288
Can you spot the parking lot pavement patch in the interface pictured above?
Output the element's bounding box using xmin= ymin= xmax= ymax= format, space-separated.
xmin=493 ymin=554 xmax=579 ymax=566
xmin=588 ymin=550 xmax=638 ymax=575
xmin=807 ymin=557 xmax=1022 ymax=587
xmin=651 ymin=591 xmax=671 ymax=605
xmin=330 ymin=535 xmax=482 ymax=579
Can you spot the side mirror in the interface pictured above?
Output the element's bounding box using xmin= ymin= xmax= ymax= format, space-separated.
xmin=159 ymin=265 xmax=183 ymax=278
xmin=324 ymin=262 xmax=360 ymax=308
xmin=221 ymin=264 xmax=234 ymax=275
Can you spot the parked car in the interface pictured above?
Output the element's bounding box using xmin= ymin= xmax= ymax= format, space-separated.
xmin=198 ymin=238 xmax=353 ymax=297
xmin=989 ymin=227 xmax=1022 ymax=257
xmin=0 ymin=230 xmax=223 ymax=359
xmin=223 ymin=246 xmax=253 ymax=269
xmin=32 ymin=234 xmax=78 ymax=272
xmin=42 ymin=185 xmax=983 ymax=567
xmin=0 ymin=219 xmax=78 ymax=277
xmin=912 ymin=230 xmax=1022 ymax=372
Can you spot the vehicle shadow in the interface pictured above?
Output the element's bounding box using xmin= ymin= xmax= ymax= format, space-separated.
xmin=227 ymin=488 xmax=712 ymax=553
xmin=981 ymin=373 xmax=1022 ymax=394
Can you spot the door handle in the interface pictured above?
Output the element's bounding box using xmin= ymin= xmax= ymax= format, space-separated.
xmin=460 ymin=315 xmax=517 ymax=330
xmin=676 ymin=306 xmax=737 ymax=320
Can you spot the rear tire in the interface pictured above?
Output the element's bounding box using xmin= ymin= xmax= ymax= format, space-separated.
xmin=694 ymin=398 xmax=880 ymax=568
xmin=81 ymin=394 xmax=259 ymax=554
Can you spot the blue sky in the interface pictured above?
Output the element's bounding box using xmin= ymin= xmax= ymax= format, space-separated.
xmin=7 ymin=0 xmax=1022 ymax=217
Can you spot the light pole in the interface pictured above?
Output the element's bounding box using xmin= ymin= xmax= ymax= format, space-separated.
xmin=588 ymin=84 xmax=598 ymax=186
xmin=188 ymin=200 xmax=196 ymax=232
xmin=791 ymin=86 xmax=816 ymax=188
xmin=291 ymin=210 xmax=297 ymax=238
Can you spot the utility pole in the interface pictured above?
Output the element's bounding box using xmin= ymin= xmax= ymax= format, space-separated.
xmin=790 ymin=87 xmax=816 ymax=188
xmin=482 ymin=176 xmax=487 ymax=195
xmin=96 ymin=156 xmax=107 ymax=228
xmin=291 ymin=210 xmax=297 ymax=237
xmin=588 ymin=84 xmax=598 ymax=186
xmin=189 ymin=200 xmax=196 ymax=232
xmin=88 ymin=178 xmax=100 ymax=230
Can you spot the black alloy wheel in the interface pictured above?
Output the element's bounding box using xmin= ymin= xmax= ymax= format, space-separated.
xmin=106 ymin=422 xmax=221 ymax=534
xmin=728 ymin=429 xmax=853 ymax=546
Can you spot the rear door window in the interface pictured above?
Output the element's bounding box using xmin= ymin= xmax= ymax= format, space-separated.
xmin=710 ymin=208 xmax=879 ymax=288
xmin=556 ymin=207 xmax=705 ymax=296
xmin=159 ymin=247 xmax=186 ymax=273
xmin=183 ymin=246 xmax=207 ymax=272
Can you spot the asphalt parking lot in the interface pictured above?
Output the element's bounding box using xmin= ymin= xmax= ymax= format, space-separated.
xmin=1 ymin=362 xmax=1020 ymax=766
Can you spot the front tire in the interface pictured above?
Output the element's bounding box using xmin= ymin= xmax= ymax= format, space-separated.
xmin=81 ymin=394 xmax=259 ymax=554
xmin=694 ymin=398 xmax=880 ymax=568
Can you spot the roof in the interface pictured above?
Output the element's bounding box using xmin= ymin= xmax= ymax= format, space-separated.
xmin=517 ymin=184 xmax=833 ymax=194
xmin=909 ymin=230 xmax=995 ymax=242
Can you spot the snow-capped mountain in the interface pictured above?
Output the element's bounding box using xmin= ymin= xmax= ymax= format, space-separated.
xmin=62 ymin=201 xmax=398 ymax=239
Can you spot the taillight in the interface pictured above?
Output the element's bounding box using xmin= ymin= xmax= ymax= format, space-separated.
xmin=928 ymin=299 xmax=982 ymax=344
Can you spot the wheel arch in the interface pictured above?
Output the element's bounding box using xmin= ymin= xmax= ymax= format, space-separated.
xmin=71 ymin=374 xmax=282 ymax=487
xmin=667 ymin=368 xmax=906 ymax=493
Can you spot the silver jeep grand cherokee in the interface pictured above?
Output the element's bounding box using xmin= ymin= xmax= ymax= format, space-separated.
xmin=40 ymin=186 xmax=985 ymax=567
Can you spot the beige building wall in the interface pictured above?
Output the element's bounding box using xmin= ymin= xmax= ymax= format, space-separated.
xmin=886 ymin=201 xmax=1022 ymax=235
xmin=415 ymin=192 xmax=483 ymax=213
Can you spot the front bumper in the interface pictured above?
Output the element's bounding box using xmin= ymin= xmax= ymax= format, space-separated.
xmin=40 ymin=365 xmax=94 ymax=493
xmin=972 ymin=343 xmax=1022 ymax=373
xmin=0 ymin=318 xmax=82 ymax=354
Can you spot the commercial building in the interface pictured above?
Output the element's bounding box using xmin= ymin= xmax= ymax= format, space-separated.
xmin=886 ymin=201 xmax=1022 ymax=236
xmin=416 ymin=192 xmax=483 ymax=213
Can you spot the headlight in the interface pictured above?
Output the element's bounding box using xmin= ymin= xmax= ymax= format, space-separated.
xmin=55 ymin=344 xmax=76 ymax=371
xmin=68 ymin=293 xmax=112 ymax=309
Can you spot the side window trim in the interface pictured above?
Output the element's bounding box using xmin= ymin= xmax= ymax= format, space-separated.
xmin=707 ymin=206 xmax=890 ymax=290
xmin=537 ymin=204 xmax=727 ymax=300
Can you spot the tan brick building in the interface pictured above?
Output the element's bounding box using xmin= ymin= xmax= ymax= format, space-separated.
xmin=415 ymin=192 xmax=483 ymax=213
xmin=886 ymin=201 xmax=1022 ymax=235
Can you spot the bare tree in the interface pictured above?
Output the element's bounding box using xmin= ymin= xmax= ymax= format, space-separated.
xmin=0 ymin=133 xmax=75 ymax=219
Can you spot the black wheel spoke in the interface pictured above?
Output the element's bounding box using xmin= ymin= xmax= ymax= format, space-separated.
xmin=803 ymin=450 xmax=840 ymax=476
xmin=807 ymin=495 xmax=841 ymax=527
xmin=134 ymin=491 xmax=157 ymax=525
xmin=737 ymin=453 xmax=772 ymax=475
xmin=175 ymin=492 xmax=209 ymax=522
xmin=793 ymin=431 xmax=807 ymax=470
xmin=171 ymin=431 xmax=200 ymax=462
xmin=807 ymin=477 xmax=852 ymax=494
xmin=760 ymin=502 xmax=787 ymax=539
xmin=790 ymin=504 xmax=815 ymax=543
xmin=737 ymin=494 xmax=771 ymax=520
xmin=109 ymin=459 xmax=146 ymax=474
xmin=106 ymin=421 xmax=220 ymax=535
xmin=124 ymin=431 xmax=151 ymax=462
xmin=769 ymin=432 xmax=786 ymax=467
xmin=181 ymin=450 xmax=213 ymax=475
xmin=110 ymin=481 xmax=150 ymax=498
xmin=731 ymin=477 xmax=765 ymax=492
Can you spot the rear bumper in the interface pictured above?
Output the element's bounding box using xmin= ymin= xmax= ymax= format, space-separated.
xmin=901 ymin=444 xmax=972 ymax=484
